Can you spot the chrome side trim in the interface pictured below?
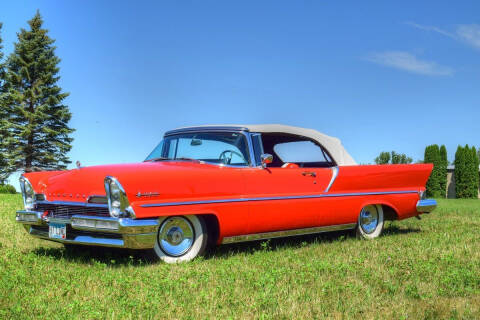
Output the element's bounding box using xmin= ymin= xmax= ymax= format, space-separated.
xmin=141 ymin=190 xmax=418 ymax=208
xmin=416 ymin=199 xmax=437 ymax=213
xmin=324 ymin=166 xmax=339 ymax=192
xmin=222 ymin=223 xmax=357 ymax=244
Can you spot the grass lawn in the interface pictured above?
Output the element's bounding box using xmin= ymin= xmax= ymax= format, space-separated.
xmin=0 ymin=194 xmax=479 ymax=319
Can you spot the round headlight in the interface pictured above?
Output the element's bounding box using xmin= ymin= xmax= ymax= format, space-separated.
xmin=19 ymin=176 xmax=35 ymax=210
xmin=104 ymin=176 xmax=134 ymax=218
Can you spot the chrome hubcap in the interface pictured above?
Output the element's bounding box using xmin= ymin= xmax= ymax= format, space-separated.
xmin=360 ymin=205 xmax=379 ymax=234
xmin=159 ymin=217 xmax=194 ymax=257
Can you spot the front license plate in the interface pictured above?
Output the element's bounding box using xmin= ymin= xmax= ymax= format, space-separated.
xmin=49 ymin=223 xmax=66 ymax=239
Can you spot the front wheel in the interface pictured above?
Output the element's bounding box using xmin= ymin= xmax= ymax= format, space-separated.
xmin=152 ymin=215 xmax=208 ymax=263
xmin=356 ymin=204 xmax=384 ymax=239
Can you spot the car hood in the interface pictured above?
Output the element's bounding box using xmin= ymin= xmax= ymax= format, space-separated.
xmin=33 ymin=161 xmax=219 ymax=203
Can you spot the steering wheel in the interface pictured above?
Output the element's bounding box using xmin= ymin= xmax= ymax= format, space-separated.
xmin=219 ymin=150 xmax=246 ymax=165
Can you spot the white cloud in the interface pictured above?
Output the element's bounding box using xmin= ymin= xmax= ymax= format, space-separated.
xmin=405 ymin=21 xmax=455 ymax=39
xmin=366 ymin=51 xmax=453 ymax=76
xmin=407 ymin=22 xmax=480 ymax=50
xmin=456 ymin=24 xmax=480 ymax=49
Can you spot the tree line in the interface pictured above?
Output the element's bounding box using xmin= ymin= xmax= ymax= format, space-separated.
xmin=0 ymin=11 xmax=73 ymax=190
xmin=375 ymin=145 xmax=479 ymax=199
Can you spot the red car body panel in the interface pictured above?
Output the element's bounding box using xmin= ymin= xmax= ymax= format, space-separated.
xmin=24 ymin=162 xmax=432 ymax=244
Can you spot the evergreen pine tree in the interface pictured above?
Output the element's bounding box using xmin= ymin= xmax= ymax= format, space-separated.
xmin=0 ymin=22 xmax=12 ymax=184
xmin=4 ymin=11 xmax=74 ymax=173
xmin=0 ymin=22 xmax=4 ymax=84
xmin=439 ymin=145 xmax=448 ymax=198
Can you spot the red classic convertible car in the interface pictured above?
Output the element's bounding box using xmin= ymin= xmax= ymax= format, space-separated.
xmin=16 ymin=124 xmax=436 ymax=263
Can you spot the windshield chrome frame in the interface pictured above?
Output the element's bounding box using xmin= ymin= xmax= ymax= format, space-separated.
xmin=149 ymin=129 xmax=257 ymax=168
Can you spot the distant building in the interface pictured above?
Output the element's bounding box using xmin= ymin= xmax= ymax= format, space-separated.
xmin=446 ymin=165 xmax=480 ymax=199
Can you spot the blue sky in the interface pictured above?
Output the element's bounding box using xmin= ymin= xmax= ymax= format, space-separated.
xmin=1 ymin=1 xmax=479 ymax=188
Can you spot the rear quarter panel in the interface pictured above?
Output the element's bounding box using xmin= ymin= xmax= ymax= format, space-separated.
xmin=325 ymin=164 xmax=433 ymax=223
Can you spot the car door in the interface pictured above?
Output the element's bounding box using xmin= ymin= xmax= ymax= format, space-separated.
xmin=243 ymin=137 xmax=335 ymax=234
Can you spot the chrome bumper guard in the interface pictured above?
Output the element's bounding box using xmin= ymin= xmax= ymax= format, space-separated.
xmin=16 ymin=210 xmax=160 ymax=249
xmin=416 ymin=199 xmax=437 ymax=213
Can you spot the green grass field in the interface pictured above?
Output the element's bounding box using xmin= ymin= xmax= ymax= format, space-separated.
xmin=0 ymin=194 xmax=479 ymax=319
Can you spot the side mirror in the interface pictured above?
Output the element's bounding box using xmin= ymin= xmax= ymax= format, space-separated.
xmin=261 ymin=153 xmax=273 ymax=168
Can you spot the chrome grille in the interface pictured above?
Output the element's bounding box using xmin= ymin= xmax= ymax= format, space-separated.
xmin=36 ymin=201 xmax=110 ymax=217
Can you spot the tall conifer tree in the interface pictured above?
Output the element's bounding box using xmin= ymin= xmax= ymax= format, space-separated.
xmin=470 ymin=146 xmax=478 ymax=198
xmin=4 ymin=11 xmax=74 ymax=173
xmin=464 ymin=146 xmax=472 ymax=197
xmin=439 ymin=145 xmax=448 ymax=198
xmin=466 ymin=146 xmax=476 ymax=198
xmin=0 ymin=22 xmax=12 ymax=184
xmin=0 ymin=22 xmax=4 ymax=84
xmin=454 ymin=146 xmax=467 ymax=198
xmin=424 ymin=144 xmax=442 ymax=197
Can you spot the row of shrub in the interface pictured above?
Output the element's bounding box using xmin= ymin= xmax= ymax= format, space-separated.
xmin=0 ymin=184 xmax=17 ymax=194
xmin=424 ymin=144 xmax=479 ymax=199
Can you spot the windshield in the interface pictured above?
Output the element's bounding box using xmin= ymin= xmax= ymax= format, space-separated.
xmin=145 ymin=132 xmax=250 ymax=166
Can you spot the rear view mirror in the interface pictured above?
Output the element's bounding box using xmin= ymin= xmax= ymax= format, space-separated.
xmin=190 ymin=139 xmax=202 ymax=146
xmin=261 ymin=153 xmax=273 ymax=168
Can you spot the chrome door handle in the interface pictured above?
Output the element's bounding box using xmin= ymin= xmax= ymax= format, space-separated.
xmin=302 ymin=171 xmax=316 ymax=177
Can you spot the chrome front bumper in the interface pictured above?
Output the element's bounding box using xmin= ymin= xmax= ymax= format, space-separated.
xmin=16 ymin=210 xmax=160 ymax=249
xmin=416 ymin=199 xmax=437 ymax=213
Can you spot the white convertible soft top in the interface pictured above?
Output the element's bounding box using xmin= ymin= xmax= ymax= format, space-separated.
xmin=168 ymin=124 xmax=357 ymax=166
xmin=244 ymin=124 xmax=356 ymax=166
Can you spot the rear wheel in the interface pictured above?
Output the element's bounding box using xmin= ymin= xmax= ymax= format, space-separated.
xmin=152 ymin=215 xmax=208 ymax=263
xmin=356 ymin=204 xmax=384 ymax=239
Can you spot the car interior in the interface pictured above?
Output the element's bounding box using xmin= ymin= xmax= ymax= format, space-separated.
xmin=259 ymin=133 xmax=336 ymax=168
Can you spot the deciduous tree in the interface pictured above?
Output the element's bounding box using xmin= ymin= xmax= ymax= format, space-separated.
xmin=374 ymin=151 xmax=412 ymax=165
xmin=374 ymin=151 xmax=390 ymax=164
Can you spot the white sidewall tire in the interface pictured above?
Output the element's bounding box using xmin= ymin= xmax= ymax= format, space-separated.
xmin=153 ymin=215 xmax=208 ymax=263
xmin=357 ymin=204 xmax=384 ymax=239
